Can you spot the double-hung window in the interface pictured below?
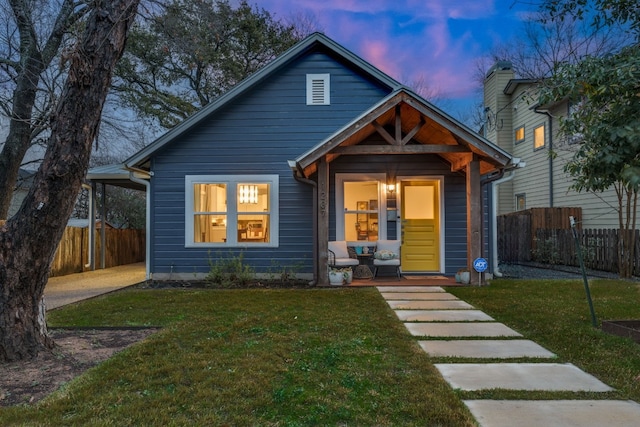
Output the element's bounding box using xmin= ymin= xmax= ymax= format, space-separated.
xmin=185 ymin=175 xmax=278 ymax=247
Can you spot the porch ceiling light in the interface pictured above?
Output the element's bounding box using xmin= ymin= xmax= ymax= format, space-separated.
xmin=239 ymin=184 xmax=258 ymax=204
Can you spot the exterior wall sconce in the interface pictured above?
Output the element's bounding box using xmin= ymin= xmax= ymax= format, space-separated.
xmin=239 ymin=184 xmax=258 ymax=204
xmin=383 ymin=183 xmax=396 ymax=194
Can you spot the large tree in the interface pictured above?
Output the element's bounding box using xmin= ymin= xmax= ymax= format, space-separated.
xmin=114 ymin=0 xmax=303 ymax=128
xmin=0 ymin=0 xmax=140 ymax=362
xmin=537 ymin=0 xmax=639 ymax=277
xmin=0 ymin=0 xmax=90 ymax=220
xmin=540 ymin=0 xmax=639 ymax=40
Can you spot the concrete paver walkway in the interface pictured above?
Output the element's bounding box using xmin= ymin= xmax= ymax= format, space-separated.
xmin=378 ymin=285 xmax=640 ymax=427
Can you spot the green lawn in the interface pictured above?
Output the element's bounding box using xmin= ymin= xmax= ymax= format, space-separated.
xmin=3 ymin=279 xmax=639 ymax=426
xmin=0 ymin=288 xmax=475 ymax=426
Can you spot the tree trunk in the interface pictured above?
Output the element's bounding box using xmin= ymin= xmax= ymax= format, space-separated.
xmin=0 ymin=0 xmax=140 ymax=362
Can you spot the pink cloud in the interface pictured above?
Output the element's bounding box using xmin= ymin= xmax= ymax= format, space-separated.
xmin=258 ymin=0 xmax=527 ymax=110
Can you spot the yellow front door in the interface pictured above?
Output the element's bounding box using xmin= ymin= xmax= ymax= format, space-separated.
xmin=400 ymin=180 xmax=440 ymax=272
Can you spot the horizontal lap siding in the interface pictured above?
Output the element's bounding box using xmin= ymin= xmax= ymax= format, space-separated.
xmin=331 ymin=154 xmax=468 ymax=274
xmin=150 ymin=52 xmax=390 ymax=275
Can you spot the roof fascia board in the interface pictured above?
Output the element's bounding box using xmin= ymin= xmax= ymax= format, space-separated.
xmin=125 ymin=32 xmax=401 ymax=169
xmin=504 ymin=78 xmax=539 ymax=95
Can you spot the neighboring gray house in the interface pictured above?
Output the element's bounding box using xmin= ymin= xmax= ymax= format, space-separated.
xmin=91 ymin=33 xmax=516 ymax=285
xmin=483 ymin=61 xmax=622 ymax=228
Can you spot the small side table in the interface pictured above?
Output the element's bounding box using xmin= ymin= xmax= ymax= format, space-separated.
xmin=353 ymin=253 xmax=373 ymax=279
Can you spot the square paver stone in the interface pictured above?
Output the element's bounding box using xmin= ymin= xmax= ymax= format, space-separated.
xmin=395 ymin=310 xmax=494 ymax=322
xmin=380 ymin=292 xmax=458 ymax=300
xmin=419 ymin=340 xmax=556 ymax=358
xmin=435 ymin=363 xmax=613 ymax=391
xmin=405 ymin=322 xmax=522 ymax=337
xmin=386 ymin=300 xmax=474 ymax=310
xmin=464 ymin=400 xmax=640 ymax=427
xmin=377 ymin=286 xmax=445 ymax=293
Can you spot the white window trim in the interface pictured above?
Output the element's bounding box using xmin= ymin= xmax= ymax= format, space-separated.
xmin=306 ymin=73 xmax=330 ymax=105
xmin=185 ymin=174 xmax=279 ymax=248
xmin=335 ymin=173 xmax=387 ymax=243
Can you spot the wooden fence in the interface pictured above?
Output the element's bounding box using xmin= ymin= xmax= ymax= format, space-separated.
xmin=1 ymin=221 xmax=145 ymax=276
xmin=497 ymin=207 xmax=582 ymax=263
xmin=534 ymin=228 xmax=640 ymax=276
xmin=51 ymin=227 xmax=145 ymax=276
xmin=497 ymin=207 xmax=640 ymax=275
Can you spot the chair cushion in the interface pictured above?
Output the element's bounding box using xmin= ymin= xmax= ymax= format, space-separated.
xmin=328 ymin=241 xmax=350 ymax=259
xmin=333 ymin=258 xmax=359 ymax=267
xmin=374 ymin=250 xmax=397 ymax=260
xmin=373 ymin=258 xmax=400 ymax=266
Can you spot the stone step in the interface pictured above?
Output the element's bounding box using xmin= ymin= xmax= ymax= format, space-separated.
xmin=394 ymin=309 xmax=494 ymax=322
xmin=405 ymin=322 xmax=522 ymax=338
xmin=377 ymin=286 xmax=445 ymax=293
xmin=419 ymin=339 xmax=556 ymax=359
xmin=464 ymin=400 xmax=640 ymax=427
xmin=387 ymin=300 xmax=474 ymax=310
xmin=435 ymin=363 xmax=613 ymax=391
xmin=381 ymin=292 xmax=459 ymax=300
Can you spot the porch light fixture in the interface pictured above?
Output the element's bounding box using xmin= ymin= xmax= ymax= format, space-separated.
xmin=384 ymin=183 xmax=396 ymax=194
xmin=239 ymin=185 xmax=259 ymax=204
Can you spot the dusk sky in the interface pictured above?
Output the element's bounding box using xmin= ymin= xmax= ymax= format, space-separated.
xmin=259 ymin=0 xmax=535 ymax=120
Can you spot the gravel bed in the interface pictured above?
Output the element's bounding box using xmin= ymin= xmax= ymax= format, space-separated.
xmin=497 ymin=262 xmax=638 ymax=281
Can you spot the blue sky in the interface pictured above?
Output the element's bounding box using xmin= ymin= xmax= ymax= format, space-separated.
xmin=258 ymin=0 xmax=535 ymax=119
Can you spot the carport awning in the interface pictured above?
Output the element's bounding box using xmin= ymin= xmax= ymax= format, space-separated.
xmin=86 ymin=164 xmax=147 ymax=191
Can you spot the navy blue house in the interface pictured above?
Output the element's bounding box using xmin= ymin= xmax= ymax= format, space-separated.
xmin=90 ymin=33 xmax=515 ymax=285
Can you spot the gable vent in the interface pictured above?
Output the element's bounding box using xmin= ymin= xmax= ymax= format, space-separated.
xmin=306 ymin=74 xmax=330 ymax=105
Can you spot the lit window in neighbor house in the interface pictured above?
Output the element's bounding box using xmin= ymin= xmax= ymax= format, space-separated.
xmin=534 ymin=124 xmax=546 ymax=149
xmin=515 ymin=194 xmax=526 ymax=211
xmin=515 ymin=126 xmax=525 ymax=143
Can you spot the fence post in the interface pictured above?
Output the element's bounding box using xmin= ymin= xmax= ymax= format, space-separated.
xmin=570 ymin=216 xmax=597 ymax=328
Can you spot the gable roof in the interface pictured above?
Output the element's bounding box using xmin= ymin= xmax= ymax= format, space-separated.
xmin=293 ymin=88 xmax=514 ymax=178
xmin=125 ymin=32 xmax=402 ymax=170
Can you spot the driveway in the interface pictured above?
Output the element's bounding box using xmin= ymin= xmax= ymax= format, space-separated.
xmin=45 ymin=263 xmax=146 ymax=310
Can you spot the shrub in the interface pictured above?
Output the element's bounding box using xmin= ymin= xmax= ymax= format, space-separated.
xmin=206 ymin=250 xmax=255 ymax=288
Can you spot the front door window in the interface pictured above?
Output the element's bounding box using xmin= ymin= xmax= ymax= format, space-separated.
xmin=344 ymin=182 xmax=379 ymax=241
xmin=335 ymin=173 xmax=386 ymax=242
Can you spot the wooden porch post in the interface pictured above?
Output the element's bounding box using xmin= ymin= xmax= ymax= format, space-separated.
xmin=466 ymin=156 xmax=483 ymax=285
xmin=317 ymin=156 xmax=329 ymax=285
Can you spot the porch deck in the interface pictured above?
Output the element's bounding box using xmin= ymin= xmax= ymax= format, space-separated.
xmin=347 ymin=275 xmax=459 ymax=287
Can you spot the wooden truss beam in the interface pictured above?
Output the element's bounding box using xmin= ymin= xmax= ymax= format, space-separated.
xmin=333 ymin=144 xmax=470 ymax=155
